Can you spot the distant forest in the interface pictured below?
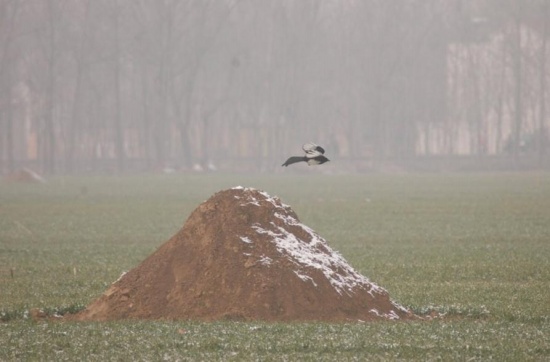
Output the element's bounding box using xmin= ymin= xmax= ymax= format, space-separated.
xmin=1 ymin=0 xmax=549 ymax=174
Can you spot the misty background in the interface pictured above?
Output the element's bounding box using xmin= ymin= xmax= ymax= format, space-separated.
xmin=0 ymin=0 xmax=549 ymax=174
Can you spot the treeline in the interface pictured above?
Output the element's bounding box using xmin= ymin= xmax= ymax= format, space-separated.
xmin=0 ymin=0 xmax=548 ymax=174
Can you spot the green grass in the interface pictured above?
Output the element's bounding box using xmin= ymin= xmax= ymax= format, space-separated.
xmin=1 ymin=173 xmax=549 ymax=360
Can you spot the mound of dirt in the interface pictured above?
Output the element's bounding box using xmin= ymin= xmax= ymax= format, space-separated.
xmin=73 ymin=187 xmax=414 ymax=322
xmin=4 ymin=168 xmax=46 ymax=183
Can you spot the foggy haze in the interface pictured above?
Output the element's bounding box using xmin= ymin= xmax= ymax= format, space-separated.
xmin=0 ymin=0 xmax=549 ymax=174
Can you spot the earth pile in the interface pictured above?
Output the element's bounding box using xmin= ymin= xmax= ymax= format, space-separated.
xmin=73 ymin=187 xmax=413 ymax=322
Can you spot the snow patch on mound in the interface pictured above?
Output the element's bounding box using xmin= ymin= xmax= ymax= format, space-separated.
xmin=235 ymin=186 xmax=384 ymax=296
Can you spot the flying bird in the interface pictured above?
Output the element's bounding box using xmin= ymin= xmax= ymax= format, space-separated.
xmin=282 ymin=142 xmax=330 ymax=167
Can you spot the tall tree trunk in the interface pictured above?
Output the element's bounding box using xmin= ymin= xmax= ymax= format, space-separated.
xmin=0 ymin=63 xmax=15 ymax=173
xmin=43 ymin=0 xmax=57 ymax=174
xmin=512 ymin=15 xmax=523 ymax=163
xmin=175 ymin=73 xmax=199 ymax=169
xmin=495 ymin=43 xmax=507 ymax=154
xmin=4 ymin=82 xmax=14 ymax=172
xmin=538 ymin=0 xmax=548 ymax=166
xmin=0 ymin=0 xmax=19 ymax=172
xmin=140 ymin=66 xmax=152 ymax=170
xmin=113 ymin=1 xmax=125 ymax=172
xmin=176 ymin=99 xmax=194 ymax=169
xmin=66 ymin=64 xmax=84 ymax=173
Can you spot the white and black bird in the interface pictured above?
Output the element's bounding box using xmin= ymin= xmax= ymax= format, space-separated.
xmin=282 ymin=142 xmax=330 ymax=167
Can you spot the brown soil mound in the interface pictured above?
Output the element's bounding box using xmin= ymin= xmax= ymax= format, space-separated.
xmin=73 ymin=187 xmax=415 ymax=322
xmin=4 ymin=168 xmax=46 ymax=183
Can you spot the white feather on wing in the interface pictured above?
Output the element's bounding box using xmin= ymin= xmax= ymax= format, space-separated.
xmin=302 ymin=142 xmax=325 ymax=158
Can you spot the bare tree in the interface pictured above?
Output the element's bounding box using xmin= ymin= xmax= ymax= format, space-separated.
xmin=0 ymin=0 xmax=21 ymax=173
xmin=2 ymin=0 xmax=548 ymax=174
xmin=537 ymin=0 xmax=549 ymax=165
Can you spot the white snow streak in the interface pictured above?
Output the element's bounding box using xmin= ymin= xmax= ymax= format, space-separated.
xmin=293 ymin=270 xmax=318 ymax=287
xmin=232 ymin=186 xmax=290 ymax=209
xmin=369 ymin=309 xmax=400 ymax=320
xmin=239 ymin=236 xmax=253 ymax=244
xmin=258 ymin=255 xmax=273 ymax=266
xmin=233 ymin=187 xmax=403 ymax=315
xmin=114 ymin=271 xmax=127 ymax=284
xmin=252 ymin=222 xmax=383 ymax=296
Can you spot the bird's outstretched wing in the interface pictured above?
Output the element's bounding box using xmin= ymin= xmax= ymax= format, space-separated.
xmin=307 ymin=156 xmax=329 ymax=166
xmin=282 ymin=156 xmax=306 ymax=167
xmin=302 ymin=142 xmax=325 ymax=158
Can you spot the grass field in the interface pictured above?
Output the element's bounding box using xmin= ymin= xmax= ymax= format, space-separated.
xmin=1 ymin=172 xmax=549 ymax=361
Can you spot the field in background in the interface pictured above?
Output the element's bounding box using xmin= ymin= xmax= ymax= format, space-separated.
xmin=1 ymin=173 xmax=549 ymax=360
